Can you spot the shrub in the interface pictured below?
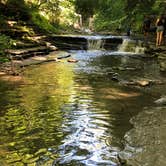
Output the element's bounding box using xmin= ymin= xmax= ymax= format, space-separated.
xmin=0 ymin=34 xmax=12 ymax=62
xmin=31 ymin=11 xmax=59 ymax=33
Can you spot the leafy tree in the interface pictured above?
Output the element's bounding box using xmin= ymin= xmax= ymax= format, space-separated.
xmin=26 ymin=0 xmax=61 ymax=24
xmin=74 ymin=0 xmax=99 ymax=26
xmin=4 ymin=0 xmax=31 ymax=21
xmin=93 ymin=0 xmax=165 ymax=32
xmin=1 ymin=0 xmax=166 ymax=34
xmin=26 ymin=0 xmax=77 ymax=28
xmin=94 ymin=0 xmax=126 ymax=31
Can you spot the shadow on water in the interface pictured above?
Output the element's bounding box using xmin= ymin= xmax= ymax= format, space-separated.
xmin=0 ymin=39 xmax=166 ymax=165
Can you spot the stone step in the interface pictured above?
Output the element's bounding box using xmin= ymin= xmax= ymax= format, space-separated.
xmin=5 ymin=46 xmax=56 ymax=60
xmin=6 ymin=46 xmax=49 ymax=55
xmin=13 ymin=41 xmax=41 ymax=49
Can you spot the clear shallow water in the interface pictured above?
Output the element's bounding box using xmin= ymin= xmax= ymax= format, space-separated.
xmin=0 ymin=49 xmax=165 ymax=166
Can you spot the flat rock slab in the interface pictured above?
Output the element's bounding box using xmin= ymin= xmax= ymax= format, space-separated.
xmin=12 ymin=51 xmax=71 ymax=67
xmin=31 ymin=56 xmax=47 ymax=61
xmin=0 ymin=71 xmax=6 ymax=76
xmin=6 ymin=46 xmax=49 ymax=55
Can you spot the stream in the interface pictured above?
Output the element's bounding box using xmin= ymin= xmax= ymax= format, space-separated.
xmin=0 ymin=35 xmax=166 ymax=166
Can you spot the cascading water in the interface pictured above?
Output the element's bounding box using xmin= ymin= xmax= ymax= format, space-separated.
xmin=87 ymin=39 xmax=104 ymax=50
xmin=86 ymin=36 xmax=145 ymax=54
xmin=118 ymin=38 xmax=145 ymax=54
xmin=87 ymin=36 xmax=105 ymax=50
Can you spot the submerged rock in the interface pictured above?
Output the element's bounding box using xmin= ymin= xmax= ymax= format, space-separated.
xmin=67 ymin=58 xmax=78 ymax=63
xmin=158 ymin=52 xmax=166 ymax=72
xmin=111 ymin=73 xmax=120 ymax=82
xmin=159 ymin=61 xmax=166 ymax=72
xmin=154 ymin=96 xmax=166 ymax=105
xmin=144 ymin=46 xmax=166 ymax=71
xmin=120 ymin=78 xmax=165 ymax=87
xmin=136 ymin=80 xmax=150 ymax=86
xmin=120 ymin=79 xmax=150 ymax=87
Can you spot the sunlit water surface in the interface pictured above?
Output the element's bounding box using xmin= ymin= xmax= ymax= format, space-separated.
xmin=0 ymin=49 xmax=165 ymax=166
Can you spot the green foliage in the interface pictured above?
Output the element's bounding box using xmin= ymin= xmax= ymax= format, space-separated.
xmin=31 ymin=11 xmax=59 ymax=33
xmin=94 ymin=0 xmax=126 ymax=31
xmin=27 ymin=0 xmax=75 ymax=33
xmin=0 ymin=34 xmax=12 ymax=50
xmin=5 ymin=0 xmax=31 ymax=21
xmin=94 ymin=0 xmax=166 ymax=32
xmin=0 ymin=57 xmax=9 ymax=63
xmin=152 ymin=0 xmax=166 ymax=14
xmin=74 ymin=0 xmax=99 ymax=25
xmin=0 ymin=34 xmax=12 ymax=62
xmin=28 ymin=0 xmax=61 ymax=24
xmin=1 ymin=0 xmax=166 ymax=35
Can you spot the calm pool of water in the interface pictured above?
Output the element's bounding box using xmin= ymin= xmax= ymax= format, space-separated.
xmin=0 ymin=50 xmax=165 ymax=165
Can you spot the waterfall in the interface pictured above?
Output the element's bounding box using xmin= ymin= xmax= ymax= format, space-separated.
xmin=118 ymin=39 xmax=145 ymax=54
xmin=87 ymin=37 xmax=105 ymax=50
xmin=87 ymin=39 xmax=103 ymax=50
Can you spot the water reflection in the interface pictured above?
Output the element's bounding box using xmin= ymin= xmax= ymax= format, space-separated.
xmin=55 ymin=99 xmax=120 ymax=165
xmin=0 ymin=50 xmax=164 ymax=165
xmin=0 ymin=63 xmax=75 ymax=165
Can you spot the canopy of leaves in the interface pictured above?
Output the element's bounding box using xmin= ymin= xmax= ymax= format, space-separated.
xmin=0 ymin=0 xmax=166 ymax=33
xmin=74 ymin=0 xmax=99 ymax=22
xmin=94 ymin=0 xmax=166 ymax=31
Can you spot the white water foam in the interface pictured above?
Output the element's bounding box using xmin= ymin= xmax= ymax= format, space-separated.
xmin=118 ymin=38 xmax=145 ymax=54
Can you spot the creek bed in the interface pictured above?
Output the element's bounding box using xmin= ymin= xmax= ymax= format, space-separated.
xmin=0 ymin=43 xmax=166 ymax=165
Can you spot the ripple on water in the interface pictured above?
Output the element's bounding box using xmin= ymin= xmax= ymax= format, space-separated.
xmin=53 ymin=97 xmax=122 ymax=165
xmin=1 ymin=46 xmax=164 ymax=165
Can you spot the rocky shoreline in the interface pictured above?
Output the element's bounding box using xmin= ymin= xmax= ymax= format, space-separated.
xmin=118 ymin=104 xmax=166 ymax=166
xmin=0 ymin=43 xmax=75 ymax=76
xmin=0 ymin=36 xmax=166 ymax=83
xmin=0 ymin=43 xmax=166 ymax=73
xmin=145 ymin=45 xmax=166 ymax=72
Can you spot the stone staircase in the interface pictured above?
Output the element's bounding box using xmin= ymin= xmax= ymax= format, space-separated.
xmin=6 ymin=46 xmax=55 ymax=60
xmin=1 ymin=20 xmax=57 ymax=60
